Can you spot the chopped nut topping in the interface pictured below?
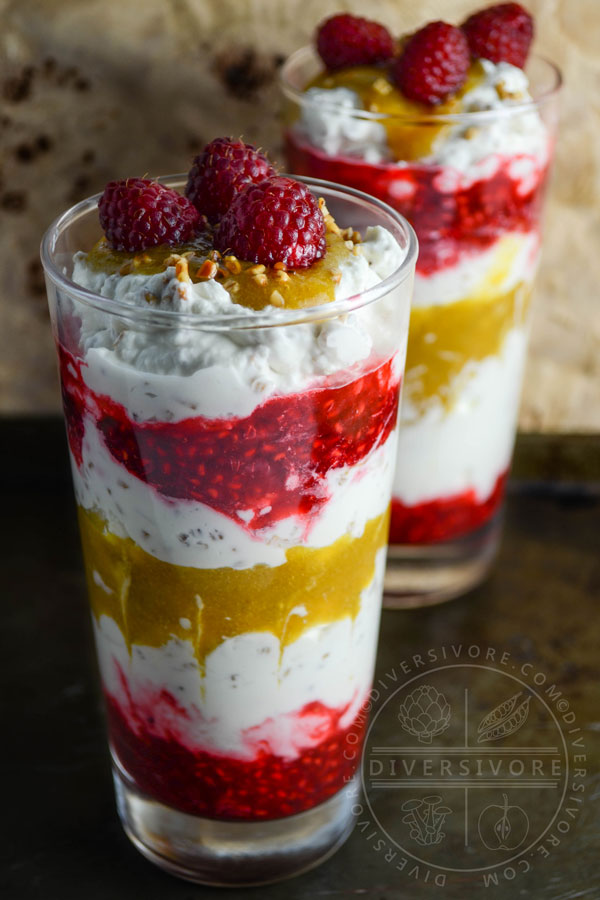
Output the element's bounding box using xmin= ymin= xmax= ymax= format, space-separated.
xmin=165 ymin=253 xmax=184 ymax=268
xmin=270 ymin=289 xmax=285 ymax=307
xmin=344 ymin=239 xmax=354 ymax=250
xmin=197 ymin=259 xmax=218 ymax=279
xmin=273 ymin=261 xmax=288 ymax=271
xmin=318 ymin=197 xmax=330 ymax=218
xmin=253 ymin=272 xmax=268 ymax=286
xmin=224 ymin=255 xmax=242 ymax=274
xmin=373 ymin=76 xmax=392 ymax=96
xmin=275 ymin=269 xmax=290 ymax=283
xmin=496 ymin=83 xmax=524 ymax=101
xmin=352 ymin=244 xmax=362 ymax=256
xmin=175 ymin=258 xmax=191 ymax=283
xmin=324 ymin=214 xmax=341 ymax=236
xmin=330 ymin=269 xmax=342 ymax=285
xmin=248 ymin=264 xmax=266 ymax=275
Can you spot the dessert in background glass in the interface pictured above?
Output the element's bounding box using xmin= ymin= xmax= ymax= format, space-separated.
xmin=281 ymin=5 xmax=561 ymax=606
xmin=41 ymin=152 xmax=416 ymax=885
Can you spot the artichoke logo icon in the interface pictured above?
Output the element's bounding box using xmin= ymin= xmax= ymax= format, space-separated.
xmin=397 ymin=684 xmax=451 ymax=743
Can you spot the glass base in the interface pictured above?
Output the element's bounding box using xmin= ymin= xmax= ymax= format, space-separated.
xmin=113 ymin=763 xmax=359 ymax=886
xmin=383 ymin=512 xmax=502 ymax=608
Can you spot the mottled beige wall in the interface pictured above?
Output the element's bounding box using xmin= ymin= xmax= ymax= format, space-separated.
xmin=1 ymin=0 xmax=598 ymax=429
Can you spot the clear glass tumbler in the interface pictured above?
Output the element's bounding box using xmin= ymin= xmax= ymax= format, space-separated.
xmin=281 ymin=48 xmax=561 ymax=607
xmin=41 ymin=176 xmax=416 ymax=885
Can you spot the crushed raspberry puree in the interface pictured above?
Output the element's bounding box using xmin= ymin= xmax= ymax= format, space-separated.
xmin=107 ymin=685 xmax=369 ymax=820
xmin=390 ymin=471 xmax=507 ymax=544
xmin=285 ymin=133 xmax=549 ymax=275
xmin=59 ymin=344 xmax=400 ymax=530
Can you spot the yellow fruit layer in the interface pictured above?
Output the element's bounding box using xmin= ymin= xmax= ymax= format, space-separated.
xmin=308 ymin=62 xmax=486 ymax=161
xmin=85 ymin=231 xmax=354 ymax=311
xmin=404 ymin=280 xmax=531 ymax=417
xmin=79 ymin=506 xmax=389 ymax=670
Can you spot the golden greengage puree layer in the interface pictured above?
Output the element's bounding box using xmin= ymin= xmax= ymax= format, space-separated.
xmin=84 ymin=230 xmax=356 ymax=311
xmin=79 ymin=507 xmax=389 ymax=670
xmin=404 ymin=280 xmax=532 ymax=416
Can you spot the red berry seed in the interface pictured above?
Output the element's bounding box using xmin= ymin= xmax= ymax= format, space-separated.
xmin=316 ymin=13 xmax=395 ymax=70
xmin=98 ymin=178 xmax=201 ymax=252
xmin=215 ymin=176 xmax=326 ymax=269
xmin=185 ymin=137 xmax=276 ymax=224
xmin=393 ymin=21 xmax=470 ymax=106
xmin=462 ymin=3 xmax=534 ymax=69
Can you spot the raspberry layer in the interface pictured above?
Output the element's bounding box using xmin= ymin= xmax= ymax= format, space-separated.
xmin=108 ymin=688 xmax=369 ymax=821
xmin=285 ymin=132 xmax=549 ymax=276
xmin=390 ymin=470 xmax=507 ymax=544
xmin=60 ymin=345 xmax=400 ymax=531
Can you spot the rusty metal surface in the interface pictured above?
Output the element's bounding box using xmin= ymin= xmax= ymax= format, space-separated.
xmin=2 ymin=420 xmax=598 ymax=898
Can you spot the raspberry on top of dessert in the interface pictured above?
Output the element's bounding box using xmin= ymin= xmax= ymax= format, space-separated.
xmin=82 ymin=137 xmax=400 ymax=315
xmin=296 ymin=4 xmax=538 ymax=164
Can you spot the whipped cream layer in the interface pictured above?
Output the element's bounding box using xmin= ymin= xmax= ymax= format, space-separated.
xmin=71 ymin=412 xmax=397 ymax=568
xmin=72 ymin=225 xmax=406 ymax=420
xmin=95 ymin=548 xmax=385 ymax=759
xmin=299 ymin=60 xmax=549 ymax=172
xmin=393 ymin=327 xmax=527 ymax=506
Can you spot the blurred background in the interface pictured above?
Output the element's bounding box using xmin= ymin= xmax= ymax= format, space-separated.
xmin=1 ymin=0 xmax=598 ymax=428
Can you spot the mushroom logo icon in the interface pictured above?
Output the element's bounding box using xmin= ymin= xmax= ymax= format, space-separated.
xmin=401 ymin=796 xmax=452 ymax=846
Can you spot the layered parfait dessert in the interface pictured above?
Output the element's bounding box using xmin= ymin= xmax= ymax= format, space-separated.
xmin=45 ymin=138 xmax=414 ymax=877
xmin=283 ymin=4 xmax=559 ymax=568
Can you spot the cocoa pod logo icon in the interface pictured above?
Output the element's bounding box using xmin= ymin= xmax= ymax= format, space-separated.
xmin=398 ymin=684 xmax=451 ymax=743
xmin=477 ymin=692 xmax=531 ymax=743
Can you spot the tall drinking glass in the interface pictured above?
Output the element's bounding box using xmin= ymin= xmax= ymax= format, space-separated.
xmin=41 ymin=176 xmax=416 ymax=885
xmin=282 ymin=48 xmax=561 ymax=607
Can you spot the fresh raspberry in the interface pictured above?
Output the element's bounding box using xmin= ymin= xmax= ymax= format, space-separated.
xmin=316 ymin=14 xmax=394 ymax=70
xmin=215 ymin=176 xmax=326 ymax=269
xmin=185 ymin=137 xmax=276 ymax=223
xmin=462 ymin=3 xmax=534 ymax=68
xmin=392 ymin=21 xmax=470 ymax=106
xmin=98 ymin=178 xmax=201 ymax=252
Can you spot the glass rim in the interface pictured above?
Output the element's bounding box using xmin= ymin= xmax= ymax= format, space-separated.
xmin=280 ymin=46 xmax=562 ymax=126
xmin=40 ymin=173 xmax=417 ymax=331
